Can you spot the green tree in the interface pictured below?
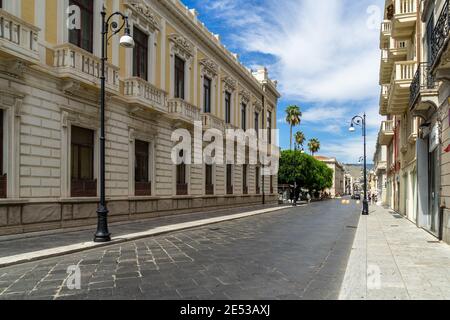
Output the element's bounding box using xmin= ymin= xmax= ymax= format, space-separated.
xmin=308 ymin=138 xmax=321 ymax=155
xmin=294 ymin=131 xmax=305 ymax=150
xmin=285 ymin=105 xmax=302 ymax=150
xmin=278 ymin=150 xmax=333 ymax=195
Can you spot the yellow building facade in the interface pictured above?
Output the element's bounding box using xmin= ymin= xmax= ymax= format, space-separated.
xmin=0 ymin=0 xmax=280 ymax=235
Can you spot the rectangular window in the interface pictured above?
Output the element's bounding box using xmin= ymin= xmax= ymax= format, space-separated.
xmin=71 ymin=126 xmax=96 ymax=197
xmin=242 ymin=165 xmax=248 ymax=194
xmin=0 ymin=109 xmax=5 ymax=199
xmin=255 ymin=112 xmax=259 ymax=138
xmin=135 ymin=140 xmax=151 ymax=196
xmin=176 ymin=150 xmax=188 ymax=195
xmin=256 ymin=167 xmax=261 ymax=194
xmin=226 ymin=164 xmax=233 ymax=195
xmin=133 ymin=27 xmax=149 ymax=81
xmin=267 ymin=111 xmax=272 ymax=144
xmin=175 ymin=56 xmax=185 ymax=99
xmin=205 ymin=165 xmax=214 ymax=195
xmin=241 ymin=103 xmax=247 ymax=130
xmin=69 ymin=0 xmax=94 ymax=53
xmin=203 ymin=77 xmax=211 ymax=113
xmin=270 ymin=176 xmax=274 ymax=194
xmin=225 ymin=92 xmax=231 ymax=124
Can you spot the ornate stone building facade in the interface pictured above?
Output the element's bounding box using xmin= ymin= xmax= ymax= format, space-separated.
xmin=0 ymin=0 xmax=280 ymax=236
xmin=376 ymin=0 xmax=450 ymax=244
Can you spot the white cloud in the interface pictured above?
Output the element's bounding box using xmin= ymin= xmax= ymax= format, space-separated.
xmin=319 ymin=135 xmax=378 ymax=164
xmin=202 ymin=0 xmax=384 ymax=102
xmin=302 ymin=106 xmax=349 ymax=123
xmin=198 ymin=0 xmax=385 ymax=163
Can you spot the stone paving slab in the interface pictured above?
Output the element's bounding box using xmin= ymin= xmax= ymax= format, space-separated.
xmin=0 ymin=199 xmax=360 ymax=300
xmin=339 ymin=205 xmax=450 ymax=300
xmin=0 ymin=204 xmax=291 ymax=268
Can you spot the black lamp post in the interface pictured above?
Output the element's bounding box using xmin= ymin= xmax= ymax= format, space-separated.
xmin=349 ymin=114 xmax=369 ymax=216
xmin=94 ymin=6 xmax=134 ymax=243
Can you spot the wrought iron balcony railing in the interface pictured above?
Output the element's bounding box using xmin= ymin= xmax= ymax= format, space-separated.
xmin=430 ymin=0 xmax=450 ymax=68
xmin=409 ymin=63 xmax=437 ymax=108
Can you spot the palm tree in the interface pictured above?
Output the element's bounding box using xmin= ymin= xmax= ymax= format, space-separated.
xmin=308 ymin=138 xmax=321 ymax=156
xmin=285 ymin=105 xmax=302 ymax=150
xmin=294 ymin=131 xmax=305 ymax=151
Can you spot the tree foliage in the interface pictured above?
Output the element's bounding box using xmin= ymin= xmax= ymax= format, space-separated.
xmin=285 ymin=105 xmax=302 ymax=150
xmin=279 ymin=150 xmax=333 ymax=192
xmin=308 ymin=138 xmax=321 ymax=155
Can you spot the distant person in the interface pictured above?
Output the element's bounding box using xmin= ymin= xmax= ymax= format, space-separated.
xmin=306 ymin=193 xmax=311 ymax=204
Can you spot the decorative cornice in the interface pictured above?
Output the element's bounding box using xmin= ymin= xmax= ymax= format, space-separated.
xmin=199 ymin=58 xmax=218 ymax=78
xmin=239 ymin=87 xmax=250 ymax=104
xmin=253 ymin=98 xmax=263 ymax=111
xmin=127 ymin=1 xmax=159 ymax=31
xmin=168 ymin=33 xmax=193 ymax=60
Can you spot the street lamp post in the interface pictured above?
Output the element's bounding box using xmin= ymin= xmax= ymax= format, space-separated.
xmin=94 ymin=6 xmax=135 ymax=243
xmin=349 ymin=114 xmax=369 ymax=216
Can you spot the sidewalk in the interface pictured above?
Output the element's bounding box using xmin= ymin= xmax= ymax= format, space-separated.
xmin=339 ymin=205 xmax=450 ymax=300
xmin=0 ymin=204 xmax=291 ymax=268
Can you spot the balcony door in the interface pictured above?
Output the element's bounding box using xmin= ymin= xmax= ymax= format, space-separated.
xmin=174 ymin=56 xmax=185 ymax=99
xmin=225 ymin=92 xmax=231 ymax=124
xmin=203 ymin=77 xmax=211 ymax=113
xmin=69 ymin=0 xmax=94 ymax=53
xmin=133 ymin=27 xmax=148 ymax=81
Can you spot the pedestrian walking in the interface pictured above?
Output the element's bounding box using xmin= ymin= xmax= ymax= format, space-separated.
xmin=306 ymin=193 xmax=311 ymax=204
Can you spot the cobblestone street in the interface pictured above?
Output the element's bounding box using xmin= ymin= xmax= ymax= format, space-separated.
xmin=0 ymin=200 xmax=360 ymax=300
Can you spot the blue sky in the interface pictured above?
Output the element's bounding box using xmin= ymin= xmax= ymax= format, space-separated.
xmin=183 ymin=0 xmax=385 ymax=163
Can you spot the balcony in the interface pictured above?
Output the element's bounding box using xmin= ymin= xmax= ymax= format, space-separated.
xmin=430 ymin=0 xmax=450 ymax=78
xmin=167 ymin=98 xmax=201 ymax=124
xmin=0 ymin=9 xmax=40 ymax=64
xmin=409 ymin=63 xmax=438 ymax=112
xmin=380 ymin=49 xmax=393 ymax=85
xmin=53 ymin=43 xmax=119 ymax=94
xmin=391 ymin=0 xmax=417 ymax=39
xmin=375 ymin=161 xmax=387 ymax=173
xmin=389 ymin=39 xmax=409 ymax=60
xmin=124 ymin=77 xmax=167 ymax=114
xmin=202 ymin=113 xmax=225 ymax=132
xmin=387 ymin=61 xmax=417 ymax=114
xmin=380 ymin=20 xmax=392 ymax=48
xmin=379 ymin=120 xmax=395 ymax=145
xmin=379 ymin=84 xmax=389 ymax=115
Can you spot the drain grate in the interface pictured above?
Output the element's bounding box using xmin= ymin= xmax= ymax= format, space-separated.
xmin=346 ymin=226 xmax=358 ymax=229
xmin=391 ymin=225 xmax=399 ymax=227
xmin=427 ymin=240 xmax=440 ymax=244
